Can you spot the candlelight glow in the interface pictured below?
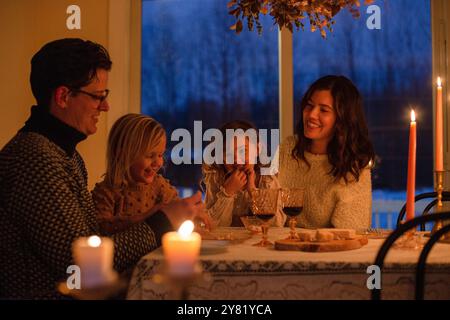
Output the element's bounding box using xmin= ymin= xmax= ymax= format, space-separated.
xmin=178 ymin=220 xmax=194 ymax=239
xmin=411 ymin=110 xmax=416 ymax=122
xmin=437 ymin=77 xmax=442 ymax=88
xmin=163 ymin=220 xmax=201 ymax=276
xmin=87 ymin=235 xmax=102 ymax=247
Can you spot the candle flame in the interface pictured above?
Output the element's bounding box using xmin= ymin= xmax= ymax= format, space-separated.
xmin=178 ymin=220 xmax=194 ymax=238
xmin=437 ymin=77 xmax=442 ymax=87
xmin=87 ymin=235 xmax=101 ymax=247
xmin=411 ymin=110 xmax=416 ymax=122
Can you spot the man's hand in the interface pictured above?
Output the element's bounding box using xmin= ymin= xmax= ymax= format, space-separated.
xmin=160 ymin=192 xmax=212 ymax=230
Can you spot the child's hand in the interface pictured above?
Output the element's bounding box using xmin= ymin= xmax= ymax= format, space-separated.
xmin=245 ymin=167 xmax=256 ymax=191
xmin=223 ymin=169 xmax=247 ymax=195
xmin=159 ymin=192 xmax=211 ymax=230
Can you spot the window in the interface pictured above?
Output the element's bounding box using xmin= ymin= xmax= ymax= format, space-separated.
xmin=142 ymin=0 xmax=278 ymax=194
xmin=141 ymin=0 xmax=435 ymax=228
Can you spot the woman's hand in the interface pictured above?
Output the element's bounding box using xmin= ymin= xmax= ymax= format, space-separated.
xmin=245 ymin=167 xmax=256 ymax=191
xmin=223 ymin=169 xmax=247 ymax=195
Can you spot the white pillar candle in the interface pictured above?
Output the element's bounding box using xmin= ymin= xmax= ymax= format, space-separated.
xmin=72 ymin=236 xmax=116 ymax=288
xmin=162 ymin=221 xmax=201 ymax=277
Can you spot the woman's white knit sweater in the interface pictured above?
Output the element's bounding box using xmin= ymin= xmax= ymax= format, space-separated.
xmin=278 ymin=135 xmax=372 ymax=229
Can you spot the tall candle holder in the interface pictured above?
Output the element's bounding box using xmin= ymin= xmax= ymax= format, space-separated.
xmin=431 ymin=171 xmax=444 ymax=236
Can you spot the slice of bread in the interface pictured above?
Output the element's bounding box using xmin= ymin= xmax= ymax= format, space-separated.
xmin=319 ymin=228 xmax=356 ymax=240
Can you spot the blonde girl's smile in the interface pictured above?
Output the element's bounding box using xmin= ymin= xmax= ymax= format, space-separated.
xmin=130 ymin=137 xmax=166 ymax=184
xmin=143 ymin=168 xmax=156 ymax=179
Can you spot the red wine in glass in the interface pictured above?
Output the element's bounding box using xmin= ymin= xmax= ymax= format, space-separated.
xmin=250 ymin=211 xmax=275 ymax=247
xmin=283 ymin=206 xmax=303 ymax=217
xmin=255 ymin=213 xmax=275 ymax=221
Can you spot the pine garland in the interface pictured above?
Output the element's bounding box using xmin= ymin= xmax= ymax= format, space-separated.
xmin=228 ymin=0 xmax=374 ymax=37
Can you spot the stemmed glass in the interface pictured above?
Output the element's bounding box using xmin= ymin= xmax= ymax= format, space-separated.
xmin=281 ymin=188 xmax=304 ymax=240
xmin=392 ymin=229 xmax=425 ymax=250
xmin=249 ymin=189 xmax=279 ymax=247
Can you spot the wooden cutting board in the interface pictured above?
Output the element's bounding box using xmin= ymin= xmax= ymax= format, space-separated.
xmin=274 ymin=235 xmax=368 ymax=252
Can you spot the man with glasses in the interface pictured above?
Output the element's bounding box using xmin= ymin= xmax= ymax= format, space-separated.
xmin=0 ymin=38 xmax=208 ymax=299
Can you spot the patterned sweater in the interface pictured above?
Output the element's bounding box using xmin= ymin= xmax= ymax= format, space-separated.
xmin=0 ymin=106 xmax=171 ymax=299
xmin=92 ymin=176 xmax=178 ymax=234
xmin=278 ymin=135 xmax=372 ymax=229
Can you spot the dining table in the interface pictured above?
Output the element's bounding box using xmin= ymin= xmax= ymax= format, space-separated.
xmin=126 ymin=227 xmax=450 ymax=300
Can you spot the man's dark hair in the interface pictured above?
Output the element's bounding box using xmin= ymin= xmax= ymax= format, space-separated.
xmin=30 ymin=38 xmax=112 ymax=107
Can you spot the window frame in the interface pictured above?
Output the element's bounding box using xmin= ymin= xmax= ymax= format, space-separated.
xmin=110 ymin=0 xmax=449 ymax=184
xmin=432 ymin=0 xmax=449 ymax=187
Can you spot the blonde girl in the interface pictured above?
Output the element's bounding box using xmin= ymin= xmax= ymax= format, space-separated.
xmin=92 ymin=113 xmax=178 ymax=234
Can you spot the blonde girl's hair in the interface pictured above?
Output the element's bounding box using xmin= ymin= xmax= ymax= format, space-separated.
xmin=105 ymin=113 xmax=166 ymax=187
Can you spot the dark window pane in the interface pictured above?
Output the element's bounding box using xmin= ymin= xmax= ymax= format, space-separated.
xmin=142 ymin=0 xmax=278 ymax=191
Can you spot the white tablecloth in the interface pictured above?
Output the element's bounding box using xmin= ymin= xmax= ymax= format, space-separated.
xmin=127 ymin=228 xmax=450 ymax=300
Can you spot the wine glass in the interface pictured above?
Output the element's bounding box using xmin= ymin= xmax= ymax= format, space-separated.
xmin=392 ymin=228 xmax=425 ymax=250
xmin=281 ymin=188 xmax=304 ymax=240
xmin=249 ymin=189 xmax=279 ymax=247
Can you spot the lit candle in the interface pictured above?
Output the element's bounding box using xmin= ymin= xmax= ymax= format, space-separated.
xmin=436 ymin=77 xmax=444 ymax=171
xmin=406 ymin=110 xmax=417 ymax=221
xmin=162 ymin=220 xmax=201 ymax=276
xmin=72 ymin=236 xmax=116 ymax=288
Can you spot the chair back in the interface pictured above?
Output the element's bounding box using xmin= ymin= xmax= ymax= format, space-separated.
xmin=372 ymin=211 xmax=450 ymax=300
xmin=415 ymin=223 xmax=450 ymax=299
xmin=396 ymin=191 xmax=450 ymax=229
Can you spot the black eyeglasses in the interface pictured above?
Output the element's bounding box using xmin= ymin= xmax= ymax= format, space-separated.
xmin=70 ymin=88 xmax=110 ymax=103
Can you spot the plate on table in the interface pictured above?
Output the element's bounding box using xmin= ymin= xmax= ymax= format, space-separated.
xmin=356 ymin=228 xmax=392 ymax=239
xmin=200 ymin=228 xmax=252 ymax=243
xmin=200 ymin=240 xmax=229 ymax=254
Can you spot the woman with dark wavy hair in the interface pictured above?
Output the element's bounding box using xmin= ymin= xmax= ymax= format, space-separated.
xmin=278 ymin=75 xmax=375 ymax=229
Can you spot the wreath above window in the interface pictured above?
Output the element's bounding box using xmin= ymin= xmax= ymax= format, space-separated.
xmin=228 ymin=0 xmax=374 ymax=37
